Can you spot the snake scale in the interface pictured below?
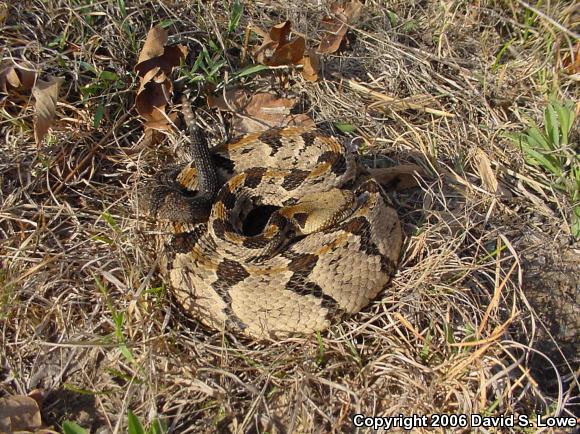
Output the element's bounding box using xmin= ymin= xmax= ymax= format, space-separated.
xmin=139 ymin=99 xmax=403 ymax=339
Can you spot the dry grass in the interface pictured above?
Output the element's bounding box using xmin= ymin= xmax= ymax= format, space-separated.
xmin=1 ymin=0 xmax=578 ymax=433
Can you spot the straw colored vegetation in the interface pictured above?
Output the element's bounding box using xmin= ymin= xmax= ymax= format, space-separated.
xmin=0 ymin=0 xmax=578 ymax=433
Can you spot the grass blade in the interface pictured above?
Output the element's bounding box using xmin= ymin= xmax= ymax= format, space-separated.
xmin=228 ymin=0 xmax=243 ymax=33
xmin=62 ymin=421 xmax=88 ymax=434
xmin=554 ymin=101 xmax=574 ymax=146
xmin=522 ymin=146 xmax=562 ymax=176
xmin=544 ymin=103 xmax=559 ymax=149
xmin=127 ymin=410 xmax=146 ymax=434
xmin=526 ymin=126 xmax=551 ymax=151
xmin=234 ymin=64 xmax=270 ymax=78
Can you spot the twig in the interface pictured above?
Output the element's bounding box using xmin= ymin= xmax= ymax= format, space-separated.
xmin=241 ymin=23 xmax=252 ymax=63
xmin=4 ymin=253 xmax=64 ymax=287
xmin=344 ymin=79 xmax=455 ymax=118
xmin=516 ymin=0 xmax=580 ymax=39
xmin=478 ymin=260 xmax=518 ymax=334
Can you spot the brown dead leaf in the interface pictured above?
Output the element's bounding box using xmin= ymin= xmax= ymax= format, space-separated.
xmin=134 ymin=25 xmax=187 ymax=132
xmin=137 ymin=26 xmax=167 ymax=63
xmin=285 ymin=113 xmax=315 ymax=127
xmin=300 ymin=50 xmax=321 ymax=81
xmin=475 ymin=149 xmax=511 ymax=197
xmin=134 ymin=26 xmax=187 ymax=78
xmin=0 ymin=2 xmax=7 ymax=25
xmin=269 ymin=21 xmax=292 ymax=45
xmin=32 ymin=76 xmax=64 ymax=146
xmin=236 ymin=93 xmax=295 ymax=133
xmin=318 ymin=18 xmax=347 ymax=55
xmin=266 ymin=36 xmax=306 ymax=66
xmin=369 ymin=164 xmax=426 ymax=190
xmin=135 ymin=80 xmax=178 ymax=129
xmin=475 ymin=149 xmax=498 ymax=194
xmin=318 ymin=0 xmax=363 ymax=54
xmin=0 ymin=64 xmax=36 ymax=95
xmin=255 ymin=21 xmax=306 ymax=67
xmin=561 ymin=41 xmax=579 ymax=75
xmin=209 ymin=90 xmax=314 ymax=133
xmin=207 ymin=88 xmax=250 ymax=112
xmin=141 ymin=128 xmax=166 ymax=148
xmin=135 ymin=69 xmax=174 ymax=127
xmin=0 ymin=395 xmax=42 ymax=432
xmin=234 ymin=112 xmax=314 ymax=134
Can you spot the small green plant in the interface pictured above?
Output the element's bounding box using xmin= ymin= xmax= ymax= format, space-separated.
xmin=79 ymin=62 xmax=123 ymax=101
xmin=0 ymin=268 xmax=13 ymax=320
xmin=334 ymin=122 xmax=357 ymax=133
xmin=62 ymin=411 xmax=166 ymax=434
xmin=188 ymin=40 xmax=227 ymax=85
xmin=386 ymin=9 xmax=399 ymax=27
xmin=492 ymin=37 xmax=515 ymax=72
xmin=62 ymin=420 xmax=88 ymax=434
xmin=101 ymin=209 xmax=120 ymax=233
xmin=127 ymin=410 xmax=168 ymax=434
xmin=94 ymin=276 xmax=139 ymax=369
xmin=419 ymin=331 xmax=433 ymax=362
xmin=180 ymin=41 xmax=269 ymax=90
xmin=179 ymin=3 xmax=272 ymax=90
xmin=228 ymin=0 xmax=243 ymax=34
xmin=401 ymin=19 xmax=417 ymax=34
xmin=78 ymin=62 xmax=124 ymax=128
xmin=505 ymin=99 xmax=579 ymax=239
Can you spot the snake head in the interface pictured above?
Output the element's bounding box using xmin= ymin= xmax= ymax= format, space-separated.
xmin=138 ymin=174 xmax=212 ymax=223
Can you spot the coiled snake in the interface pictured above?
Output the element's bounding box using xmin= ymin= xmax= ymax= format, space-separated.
xmin=139 ymin=100 xmax=403 ymax=339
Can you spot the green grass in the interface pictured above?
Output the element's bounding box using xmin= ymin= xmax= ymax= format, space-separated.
xmin=62 ymin=420 xmax=88 ymax=434
xmin=505 ymin=99 xmax=579 ymax=238
xmin=180 ymin=38 xmax=269 ymax=92
xmin=63 ymin=410 xmax=167 ymax=434
xmin=127 ymin=410 xmax=168 ymax=434
xmin=95 ymin=275 xmax=140 ymax=372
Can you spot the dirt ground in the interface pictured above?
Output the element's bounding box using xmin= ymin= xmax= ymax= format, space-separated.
xmin=1 ymin=1 xmax=578 ymax=433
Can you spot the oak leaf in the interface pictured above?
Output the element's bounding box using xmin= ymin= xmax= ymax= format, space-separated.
xmin=0 ymin=63 xmax=36 ymax=97
xmin=134 ymin=26 xmax=187 ymax=78
xmin=299 ymin=50 xmax=321 ymax=81
xmin=209 ymin=89 xmax=314 ymax=134
xmin=255 ymin=21 xmax=306 ymax=67
xmin=318 ymin=0 xmax=363 ymax=54
xmin=207 ymin=88 xmax=250 ymax=112
xmin=134 ymin=25 xmax=187 ymax=132
xmin=32 ymin=76 xmax=64 ymax=146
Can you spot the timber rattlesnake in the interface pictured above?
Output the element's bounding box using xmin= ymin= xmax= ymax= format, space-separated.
xmin=139 ymin=100 xmax=403 ymax=339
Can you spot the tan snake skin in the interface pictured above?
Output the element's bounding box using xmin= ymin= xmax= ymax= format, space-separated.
xmin=141 ymin=126 xmax=403 ymax=339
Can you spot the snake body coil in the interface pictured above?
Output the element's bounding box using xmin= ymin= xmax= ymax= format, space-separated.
xmin=140 ymin=119 xmax=403 ymax=339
